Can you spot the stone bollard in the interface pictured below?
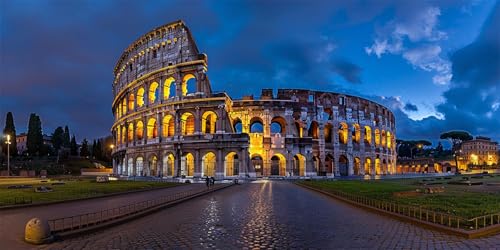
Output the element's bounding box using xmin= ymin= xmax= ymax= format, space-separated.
xmin=25 ymin=218 xmax=53 ymax=244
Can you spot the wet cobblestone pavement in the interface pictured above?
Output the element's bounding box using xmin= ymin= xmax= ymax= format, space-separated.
xmin=43 ymin=180 xmax=500 ymax=249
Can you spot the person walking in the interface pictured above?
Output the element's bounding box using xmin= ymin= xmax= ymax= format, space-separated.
xmin=210 ymin=176 xmax=215 ymax=187
xmin=205 ymin=176 xmax=210 ymax=189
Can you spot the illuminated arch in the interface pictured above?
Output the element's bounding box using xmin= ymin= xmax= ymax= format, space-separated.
xmin=387 ymin=131 xmax=392 ymax=149
xmin=181 ymin=112 xmax=195 ymax=135
xmin=325 ymin=154 xmax=334 ymax=175
xmin=375 ymin=129 xmax=380 ymax=146
xmin=251 ymin=154 xmax=263 ymax=176
xmin=137 ymin=87 xmax=145 ymax=107
xmin=136 ymin=156 xmax=144 ymax=176
xmin=225 ymin=152 xmax=239 ymax=176
xmin=163 ymin=77 xmax=176 ymax=99
xmin=354 ymin=157 xmax=361 ymax=175
xmin=122 ymin=98 xmax=127 ymax=115
xmin=233 ymin=118 xmax=243 ymax=133
xmin=181 ymin=152 xmax=195 ymax=176
xmin=271 ymin=116 xmax=286 ymax=135
xmin=324 ymin=123 xmax=333 ymax=143
xmin=364 ymin=157 xmax=372 ymax=175
xmin=202 ymin=152 xmax=216 ymax=177
xmin=352 ymin=124 xmax=361 ymax=143
xmin=147 ymin=118 xmax=157 ymax=139
xmin=381 ymin=130 xmax=386 ymax=147
xmin=121 ymin=126 xmax=126 ymax=145
xmin=339 ymin=155 xmax=348 ymax=176
xmin=148 ymin=155 xmax=158 ymax=176
xmin=295 ymin=121 xmax=303 ymax=138
xmin=249 ymin=117 xmax=264 ymax=133
xmin=127 ymin=123 xmax=134 ymax=141
xmin=202 ymin=111 xmax=217 ymax=134
xmin=116 ymin=125 xmax=121 ymax=145
xmin=270 ymin=154 xmax=286 ymax=176
xmin=338 ymin=122 xmax=348 ymax=144
xmin=128 ymin=93 xmax=135 ymax=111
xmin=136 ymin=121 xmax=144 ymax=140
xmin=149 ymin=82 xmax=159 ymax=104
xmin=364 ymin=126 xmax=372 ymax=144
xmin=162 ymin=115 xmax=174 ymax=137
xmin=293 ymin=154 xmax=306 ymax=176
xmin=308 ymin=121 xmax=319 ymax=139
xmin=375 ymin=156 xmax=381 ymax=174
xmin=163 ymin=153 xmax=175 ymax=176
xmin=181 ymin=74 xmax=196 ymax=96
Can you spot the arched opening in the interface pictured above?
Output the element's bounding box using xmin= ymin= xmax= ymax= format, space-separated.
xmin=225 ymin=152 xmax=239 ymax=176
xmin=148 ymin=155 xmax=158 ymax=176
xmin=270 ymin=116 xmax=286 ymax=135
xmin=182 ymin=74 xmax=196 ymax=96
xmin=116 ymin=126 xmax=121 ymax=145
xmin=122 ymin=98 xmax=127 ymax=115
xmin=364 ymin=126 xmax=372 ymax=145
xmin=308 ymin=121 xmax=319 ymax=139
xmin=181 ymin=112 xmax=195 ymax=135
xmin=121 ymin=126 xmax=126 ymax=145
xmin=375 ymin=129 xmax=380 ymax=146
xmin=387 ymin=131 xmax=392 ymax=149
xmin=251 ymin=155 xmax=263 ymax=176
xmin=352 ymin=124 xmax=360 ymax=144
xmin=381 ymin=130 xmax=386 ymax=147
xmin=250 ymin=117 xmax=264 ymax=133
xmin=181 ymin=152 xmax=194 ymax=176
xmin=149 ymin=82 xmax=159 ymax=104
xmin=354 ymin=157 xmax=361 ymax=175
xmin=293 ymin=154 xmax=306 ymax=176
xmin=162 ymin=115 xmax=174 ymax=137
xmin=364 ymin=158 xmax=372 ymax=175
xmin=137 ymin=87 xmax=145 ymax=107
xmin=202 ymin=111 xmax=217 ymax=134
xmin=271 ymin=154 xmax=286 ymax=176
xmin=324 ymin=155 xmax=333 ymax=176
xmin=163 ymin=153 xmax=175 ymax=177
xmin=127 ymin=124 xmax=134 ymax=142
xmin=295 ymin=122 xmax=303 ymax=138
xmin=338 ymin=123 xmax=348 ymax=144
xmin=202 ymin=152 xmax=216 ymax=177
xmin=375 ymin=157 xmax=381 ymax=175
xmin=127 ymin=158 xmax=133 ymax=176
xmin=147 ymin=118 xmax=157 ymax=139
xmin=128 ymin=94 xmax=135 ymax=111
xmin=233 ymin=118 xmax=242 ymax=133
xmin=339 ymin=155 xmax=348 ymax=176
xmin=136 ymin=156 xmax=144 ymax=176
xmin=136 ymin=121 xmax=144 ymax=141
xmin=324 ymin=123 xmax=333 ymax=143
xmin=382 ymin=159 xmax=387 ymax=174
xmin=163 ymin=77 xmax=176 ymax=99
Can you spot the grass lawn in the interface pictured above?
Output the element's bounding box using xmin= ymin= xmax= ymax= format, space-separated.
xmin=0 ymin=177 xmax=182 ymax=206
xmin=300 ymin=175 xmax=500 ymax=218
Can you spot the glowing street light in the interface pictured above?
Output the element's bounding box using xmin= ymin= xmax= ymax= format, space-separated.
xmin=5 ymin=134 xmax=11 ymax=176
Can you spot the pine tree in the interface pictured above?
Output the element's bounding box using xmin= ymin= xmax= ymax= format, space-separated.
xmin=27 ymin=113 xmax=43 ymax=156
xmin=70 ymin=135 xmax=78 ymax=156
xmin=2 ymin=112 xmax=18 ymax=156
xmin=51 ymin=127 xmax=64 ymax=151
xmin=63 ymin=126 xmax=70 ymax=147
xmin=80 ymin=139 xmax=89 ymax=157
xmin=91 ymin=140 xmax=97 ymax=159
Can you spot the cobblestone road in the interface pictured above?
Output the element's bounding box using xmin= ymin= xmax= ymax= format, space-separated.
xmin=42 ymin=180 xmax=500 ymax=249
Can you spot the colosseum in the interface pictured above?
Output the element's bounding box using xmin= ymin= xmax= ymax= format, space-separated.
xmin=111 ymin=20 xmax=397 ymax=179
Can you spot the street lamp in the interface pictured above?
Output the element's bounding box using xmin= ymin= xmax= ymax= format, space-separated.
xmin=5 ymin=134 xmax=11 ymax=176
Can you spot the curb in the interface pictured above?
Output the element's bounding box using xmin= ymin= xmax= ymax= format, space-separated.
xmin=295 ymin=182 xmax=500 ymax=239
xmin=50 ymin=184 xmax=234 ymax=241
xmin=0 ymin=183 xmax=184 ymax=210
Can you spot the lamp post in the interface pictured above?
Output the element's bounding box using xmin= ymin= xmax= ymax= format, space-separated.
xmin=5 ymin=134 xmax=11 ymax=177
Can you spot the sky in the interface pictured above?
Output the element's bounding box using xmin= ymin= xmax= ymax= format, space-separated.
xmin=1 ymin=0 xmax=499 ymax=146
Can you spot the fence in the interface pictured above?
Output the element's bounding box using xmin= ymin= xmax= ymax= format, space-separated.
xmin=48 ymin=185 xmax=228 ymax=233
xmin=299 ymin=183 xmax=500 ymax=232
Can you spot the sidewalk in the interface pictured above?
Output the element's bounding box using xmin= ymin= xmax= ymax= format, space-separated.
xmin=0 ymin=183 xmax=208 ymax=248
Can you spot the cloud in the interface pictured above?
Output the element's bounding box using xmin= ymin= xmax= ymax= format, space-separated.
xmin=365 ymin=6 xmax=451 ymax=85
xmin=403 ymin=103 xmax=418 ymax=112
xmin=331 ymin=59 xmax=362 ymax=84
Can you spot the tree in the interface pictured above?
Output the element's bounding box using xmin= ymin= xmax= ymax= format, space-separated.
xmin=80 ymin=139 xmax=89 ymax=157
xmin=2 ymin=112 xmax=18 ymax=156
xmin=51 ymin=127 xmax=64 ymax=151
xmin=91 ymin=140 xmax=97 ymax=159
xmin=396 ymin=139 xmax=432 ymax=158
xmin=63 ymin=126 xmax=70 ymax=147
xmin=70 ymin=135 xmax=78 ymax=156
xmin=440 ymin=131 xmax=473 ymax=152
xmin=95 ymin=139 xmax=102 ymax=160
xmin=27 ymin=113 xmax=43 ymax=156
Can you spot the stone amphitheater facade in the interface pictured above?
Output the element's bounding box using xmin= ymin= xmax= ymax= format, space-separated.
xmin=111 ymin=20 xmax=397 ymax=179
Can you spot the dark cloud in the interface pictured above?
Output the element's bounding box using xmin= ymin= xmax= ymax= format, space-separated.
xmin=331 ymin=59 xmax=362 ymax=84
xmin=403 ymin=103 xmax=418 ymax=112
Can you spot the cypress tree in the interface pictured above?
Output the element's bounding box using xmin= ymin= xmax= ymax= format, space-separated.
xmin=2 ymin=112 xmax=18 ymax=156
xmin=51 ymin=127 xmax=64 ymax=151
xmin=70 ymin=135 xmax=78 ymax=156
xmin=80 ymin=139 xmax=89 ymax=157
xmin=27 ymin=113 xmax=43 ymax=156
xmin=63 ymin=126 xmax=70 ymax=147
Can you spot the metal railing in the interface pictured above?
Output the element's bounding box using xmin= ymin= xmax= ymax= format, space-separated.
xmin=47 ymin=185 xmax=227 ymax=233
xmin=303 ymin=184 xmax=500 ymax=231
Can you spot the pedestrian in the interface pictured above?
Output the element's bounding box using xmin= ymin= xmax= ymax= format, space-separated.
xmin=210 ymin=176 xmax=215 ymax=187
xmin=205 ymin=176 xmax=210 ymax=189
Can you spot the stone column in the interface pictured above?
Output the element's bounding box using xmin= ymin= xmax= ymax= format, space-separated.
xmin=157 ymin=113 xmax=162 ymax=143
xmin=216 ymin=148 xmax=224 ymax=178
xmin=194 ymin=150 xmax=201 ymax=177
xmin=195 ymin=107 xmax=201 ymax=135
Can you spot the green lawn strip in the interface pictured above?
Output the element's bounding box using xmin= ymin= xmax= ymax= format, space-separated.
xmin=300 ymin=178 xmax=500 ymax=218
xmin=0 ymin=179 xmax=181 ymax=206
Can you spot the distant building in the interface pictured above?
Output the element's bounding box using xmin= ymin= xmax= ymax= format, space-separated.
xmin=459 ymin=136 xmax=498 ymax=168
xmin=43 ymin=134 xmax=53 ymax=148
xmin=16 ymin=133 xmax=27 ymax=154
